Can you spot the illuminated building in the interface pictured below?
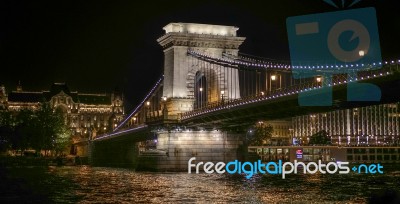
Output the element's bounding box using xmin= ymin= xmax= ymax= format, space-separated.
xmin=257 ymin=120 xmax=292 ymax=145
xmin=292 ymin=103 xmax=400 ymax=146
xmin=1 ymin=82 xmax=125 ymax=155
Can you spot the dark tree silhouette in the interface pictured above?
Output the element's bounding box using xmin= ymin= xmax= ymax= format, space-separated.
xmin=0 ymin=103 xmax=71 ymax=156
xmin=0 ymin=111 xmax=14 ymax=152
xmin=309 ymin=130 xmax=331 ymax=145
xmin=247 ymin=123 xmax=273 ymax=146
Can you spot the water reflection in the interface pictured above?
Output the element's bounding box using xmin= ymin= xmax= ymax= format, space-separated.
xmin=4 ymin=166 xmax=400 ymax=203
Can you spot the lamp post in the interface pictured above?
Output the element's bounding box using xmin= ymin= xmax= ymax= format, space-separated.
xmin=358 ymin=50 xmax=365 ymax=72
xmin=161 ymin=96 xmax=168 ymax=119
xmin=146 ymin=101 xmax=150 ymax=120
xmin=269 ymin=74 xmax=281 ymax=93
xmin=359 ymin=50 xmax=365 ymax=57
xmin=316 ymin=76 xmax=323 ymax=86
xmin=269 ymin=75 xmax=275 ymax=93
xmin=199 ymin=87 xmax=203 ymax=108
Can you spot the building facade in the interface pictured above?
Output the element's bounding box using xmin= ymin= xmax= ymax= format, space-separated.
xmin=292 ymin=103 xmax=400 ymax=146
xmin=257 ymin=120 xmax=292 ymax=145
xmin=0 ymin=82 xmax=125 ymax=156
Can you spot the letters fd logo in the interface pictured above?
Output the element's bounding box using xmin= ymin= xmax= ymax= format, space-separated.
xmin=286 ymin=7 xmax=382 ymax=106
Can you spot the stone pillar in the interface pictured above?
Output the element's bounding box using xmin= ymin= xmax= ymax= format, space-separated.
xmin=139 ymin=130 xmax=243 ymax=171
xmin=157 ymin=23 xmax=245 ymax=118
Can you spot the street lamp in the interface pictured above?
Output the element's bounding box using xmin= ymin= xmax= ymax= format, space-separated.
xmin=146 ymin=101 xmax=150 ymax=119
xmin=269 ymin=74 xmax=281 ymax=93
xmin=220 ymin=90 xmax=225 ymax=102
xmin=161 ymin=96 xmax=168 ymax=118
xmin=359 ymin=50 xmax=365 ymax=68
xmin=315 ymin=76 xmax=323 ymax=88
xmin=359 ymin=50 xmax=365 ymax=57
xmin=198 ymin=87 xmax=203 ymax=108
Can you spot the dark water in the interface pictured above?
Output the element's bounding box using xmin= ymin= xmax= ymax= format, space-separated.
xmin=1 ymin=165 xmax=400 ymax=203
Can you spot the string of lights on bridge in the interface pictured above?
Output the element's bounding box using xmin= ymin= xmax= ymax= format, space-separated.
xmin=112 ymin=76 xmax=164 ymax=132
xmin=105 ymin=50 xmax=399 ymax=137
xmin=181 ymin=69 xmax=395 ymax=120
xmin=188 ymin=49 xmax=400 ymax=70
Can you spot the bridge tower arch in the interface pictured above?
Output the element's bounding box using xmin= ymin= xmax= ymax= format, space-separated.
xmin=157 ymin=23 xmax=245 ymax=118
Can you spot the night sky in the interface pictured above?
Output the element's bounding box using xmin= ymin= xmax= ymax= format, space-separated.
xmin=1 ymin=0 xmax=399 ymax=111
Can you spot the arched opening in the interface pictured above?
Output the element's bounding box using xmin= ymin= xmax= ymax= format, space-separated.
xmin=195 ymin=71 xmax=207 ymax=108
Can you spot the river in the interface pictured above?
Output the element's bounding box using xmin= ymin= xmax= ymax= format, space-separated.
xmin=1 ymin=165 xmax=400 ymax=203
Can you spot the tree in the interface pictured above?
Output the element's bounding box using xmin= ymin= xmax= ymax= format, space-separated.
xmin=0 ymin=103 xmax=72 ymax=156
xmin=54 ymin=126 xmax=71 ymax=156
xmin=35 ymin=103 xmax=71 ymax=156
xmin=309 ymin=130 xmax=331 ymax=145
xmin=247 ymin=122 xmax=274 ymax=146
xmin=12 ymin=109 xmax=32 ymax=152
xmin=0 ymin=111 xmax=14 ymax=152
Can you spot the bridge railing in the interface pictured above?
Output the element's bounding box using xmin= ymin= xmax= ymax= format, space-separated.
xmin=182 ymin=64 xmax=399 ymax=120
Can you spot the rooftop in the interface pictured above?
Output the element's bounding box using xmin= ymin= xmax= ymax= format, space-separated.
xmin=163 ymin=22 xmax=238 ymax=37
xmin=7 ymin=83 xmax=113 ymax=105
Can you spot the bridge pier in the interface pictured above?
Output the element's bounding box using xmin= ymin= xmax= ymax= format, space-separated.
xmin=90 ymin=130 xmax=245 ymax=171
xmin=138 ymin=131 xmax=244 ymax=171
xmin=90 ymin=139 xmax=141 ymax=168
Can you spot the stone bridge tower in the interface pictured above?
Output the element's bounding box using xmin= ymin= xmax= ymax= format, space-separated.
xmin=157 ymin=23 xmax=245 ymax=118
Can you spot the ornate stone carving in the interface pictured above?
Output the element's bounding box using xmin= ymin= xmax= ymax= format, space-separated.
xmin=157 ymin=33 xmax=245 ymax=49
